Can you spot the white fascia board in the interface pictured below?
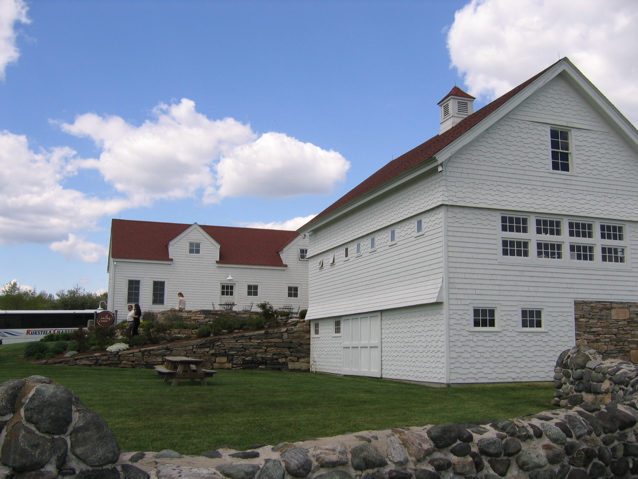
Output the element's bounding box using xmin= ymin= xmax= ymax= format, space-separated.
xmin=168 ymin=223 xmax=220 ymax=249
xmin=110 ymin=258 xmax=172 ymax=266
xmin=300 ymin=157 xmax=439 ymax=234
xmin=218 ymin=263 xmax=286 ymax=271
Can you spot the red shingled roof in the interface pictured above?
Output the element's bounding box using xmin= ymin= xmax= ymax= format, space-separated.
xmin=110 ymin=219 xmax=299 ymax=267
xmin=438 ymin=86 xmax=475 ymax=104
xmin=303 ymin=60 xmax=560 ymax=229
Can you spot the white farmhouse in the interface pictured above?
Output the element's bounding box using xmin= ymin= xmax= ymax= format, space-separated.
xmin=107 ymin=219 xmax=308 ymax=320
xmin=299 ymin=58 xmax=638 ymax=384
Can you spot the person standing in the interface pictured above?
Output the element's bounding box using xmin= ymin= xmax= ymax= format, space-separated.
xmin=126 ymin=305 xmax=135 ymax=336
xmin=132 ymin=304 xmax=141 ymax=336
xmin=177 ymin=292 xmax=186 ymax=311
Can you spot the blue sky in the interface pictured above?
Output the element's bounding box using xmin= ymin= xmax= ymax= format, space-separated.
xmin=1 ymin=0 xmax=636 ymax=296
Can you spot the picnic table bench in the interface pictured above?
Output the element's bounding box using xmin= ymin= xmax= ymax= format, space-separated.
xmin=154 ymin=356 xmax=216 ymax=386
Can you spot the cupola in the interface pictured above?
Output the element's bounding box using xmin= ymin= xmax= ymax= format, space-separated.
xmin=438 ymin=87 xmax=475 ymax=134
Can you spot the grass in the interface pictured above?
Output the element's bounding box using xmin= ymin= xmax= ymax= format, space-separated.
xmin=0 ymin=343 xmax=556 ymax=454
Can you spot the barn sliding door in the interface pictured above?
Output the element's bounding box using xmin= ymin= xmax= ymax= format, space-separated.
xmin=342 ymin=314 xmax=381 ymax=377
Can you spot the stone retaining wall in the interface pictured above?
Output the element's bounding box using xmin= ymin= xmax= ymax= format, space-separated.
xmin=40 ymin=320 xmax=310 ymax=372
xmin=575 ymin=301 xmax=638 ymax=361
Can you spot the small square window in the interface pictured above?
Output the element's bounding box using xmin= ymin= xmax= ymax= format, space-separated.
xmin=247 ymin=284 xmax=258 ymax=296
xmin=334 ymin=320 xmax=341 ymax=335
xmin=537 ymin=242 xmax=562 ymax=259
xmin=536 ymin=218 xmax=561 ymax=236
xmin=416 ymin=219 xmax=423 ymax=234
xmin=288 ymin=286 xmax=299 ymax=298
xmin=570 ymin=244 xmax=594 ymax=261
xmin=569 ymin=221 xmax=593 ymax=238
xmin=501 ymin=216 xmax=528 ymax=233
xmin=522 ymin=309 xmax=543 ymax=328
xmin=299 ymin=248 xmax=308 ymax=260
xmin=189 ymin=242 xmax=201 ymax=254
xmin=600 ymin=224 xmax=624 ymax=241
xmin=221 ymin=284 xmax=234 ymax=296
xmin=502 ymin=239 xmax=529 ymax=257
xmin=602 ymin=246 xmax=625 ymax=263
xmin=473 ymin=308 xmax=496 ymax=328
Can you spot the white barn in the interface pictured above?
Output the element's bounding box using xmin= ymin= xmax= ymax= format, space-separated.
xmin=299 ymin=58 xmax=638 ymax=384
xmin=107 ymin=219 xmax=308 ymax=320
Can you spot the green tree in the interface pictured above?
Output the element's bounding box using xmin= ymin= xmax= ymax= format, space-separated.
xmin=55 ymin=286 xmax=107 ymax=310
xmin=0 ymin=281 xmax=55 ymax=310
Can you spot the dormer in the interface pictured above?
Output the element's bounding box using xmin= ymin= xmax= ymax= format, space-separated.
xmin=438 ymin=87 xmax=475 ymax=134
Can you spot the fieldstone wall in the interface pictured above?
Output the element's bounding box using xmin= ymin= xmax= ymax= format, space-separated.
xmin=0 ymin=376 xmax=147 ymax=478
xmin=40 ymin=320 xmax=311 ymax=372
xmin=575 ymin=301 xmax=638 ymax=361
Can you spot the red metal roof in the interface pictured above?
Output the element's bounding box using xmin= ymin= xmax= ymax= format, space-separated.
xmin=302 ymin=60 xmax=559 ymax=229
xmin=110 ymin=219 xmax=299 ymax=267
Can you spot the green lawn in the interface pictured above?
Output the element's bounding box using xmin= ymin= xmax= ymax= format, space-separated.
xmin=0 ymin=343 xmax=555 ymax=454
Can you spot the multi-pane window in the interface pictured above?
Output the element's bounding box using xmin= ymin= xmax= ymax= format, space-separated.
xmin=536 ymin=218 xmax=561 ymax=236
xmin=569 ymin=221 xmax=593 ymax=238
xmin=522 ymin=309 xmax=543 ymax=329
xmin=501 ymin=216 xmax=528 ymax=233
xmin=247 ymin=284 xmax=258 ymax=296
xmin=189 ymin=242 xmax=200 ymax=254
xmin=221 ymin=284 xmax=234 ymax=296
xmin=390 ymin=229 xmax=396 ymax=243
xmin=127 ymin=280 xmax=140 ymax=304
xmin=370 ymin=237 xmax=376 ymax=249
xmin=570 ymin=244 xmax=594 ymax=261
xmin=473 ymin=308 xmax=496 ymax=328
xmin=602 ymin=247 xmax=625 ymax=263
xmin=502 ymin=239 xmax=529 ymax=257
xmin=537 ymin=242 xmax=562 ymax=259
xmin=550 ymin=128 xmax=570 ymax=172
xmin=299 ymin=248 xmax=308 ymax=260
xmin=416 ymin=219 xmax=423 ymax=234
xmin=334 ymin=320 xmax=341 ymax=335
xmin=313 ymin=322 xmax=319 ymax=336
xmin=288 ymin=286 xmax=299 ymax=298
xmin=152 ymin=281 xmax=165 ymax=305
xmin=600 ymin=224 xmax=624 ymax=241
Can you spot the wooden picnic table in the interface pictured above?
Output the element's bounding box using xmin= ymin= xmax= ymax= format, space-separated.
xmin=154 ymin=356 xmax=216 ymax=386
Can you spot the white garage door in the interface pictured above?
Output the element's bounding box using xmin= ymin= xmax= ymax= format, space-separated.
xmin=342 ymin=314 xmax=381 ymax=377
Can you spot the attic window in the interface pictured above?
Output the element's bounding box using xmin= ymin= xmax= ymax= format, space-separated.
xmin=442 ymin=102 xmax=450 ymax=118
xmin=189 ymin=242 xmax=200 ymax=254
xmin=458 ymin=101 xmax=469 ymax=114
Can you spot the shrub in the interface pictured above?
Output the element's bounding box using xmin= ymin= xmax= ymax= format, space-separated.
xmin=72 ymin=327 xmax=89 ymax=352
xmin=67 ymin=340 xmax=80 ymax=352
xmin=41 ymin=332 xmax=74 ymax=342
xmin=25 ymin=342 xmax=49 ymax=359
xmin=89 ymin=325 xmax=117 ymax=350
xmin=129 ymin=335 xmax=146 ymax=347
xmin=248 ymin=315 xmax=266 ymax=330
xmin=50 ymin=341 xmax=69 ymax=355
xmin=299 ymin=309 xmax=307 ymax=320
xmin=196 ymin=325 xmax=212 ymax=338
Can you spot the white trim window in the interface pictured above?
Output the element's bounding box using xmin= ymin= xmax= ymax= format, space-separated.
xmin=221 ymin=284 xmax=234 ymax=296
xmin=502 ymin=239 xmax=529 ymax=257
xmin=152 ymin=280 xmax=165 ymax=305
xmin=536 ymin=218 xmax=561 ymax=236
xmin=288 ymin=286 xmax=299 ymax=298
xmin=344 ymin=247 xmax=349 ymax=259
xmin=602 ymin=246 xmax=625 ymax=263
xmin=521 ymin=309 xmax=543 ymax=329
xmin=370 ymin=237 xmax=376 ymax=250
xmin=550 ymin=128 xmax=571 ymax=172
xmin=189 ymin=242 xmax=201 ymax=254
xmin=416 ymin=219 xmax=423 ymax=234
xmin=600 ymin=224 xmax=624 ymax=241
xmin=473 ymin=308 xmax=496 ymax=328
xmin=334 ymin=320 xmax=341 ymax=335
xmin=356 ymin=242 xmax=361 ymax=255
xmin=570 ymin=244 xmax=594 ymax=261
xmin=127 ymin=279 xmax=140 ymax=304
xmin=537 ymin=241 xmax=562 ymax=259
xmin=299 ymin=248 xmax=308 ymax=260
xmin=313 ymin=322 xmax=319 ymax=336
xmin=501 ymin=215 xmax=528 ymax=233
xmin=390 ymin=229 xmax=396 ymax=243
xmin=569 ymin=221 xmax=593 ymax=238
xmin=247 ymin=284 xmax=258 ymax=297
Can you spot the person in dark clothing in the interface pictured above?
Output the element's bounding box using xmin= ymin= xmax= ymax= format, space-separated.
xmin=132 ymin=303 xmax=142 ymax=336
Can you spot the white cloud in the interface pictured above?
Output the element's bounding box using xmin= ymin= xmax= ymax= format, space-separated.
xmin=0 ymin=131 xmax=128 ymax=247
xmin=49 ymin=234 xmax=108 ymax=263
xmin=240 ymin=214 xmax=317 ymax=231
xmin=447 ymin=0 xmax=638 ymax=124
xmin=61 ymin=99 xmax=350 ymax=205
xmin=214 ymin=132 xmax=349 ymax=202
xmin=0 ymin=0 xmax=29 ymax=80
